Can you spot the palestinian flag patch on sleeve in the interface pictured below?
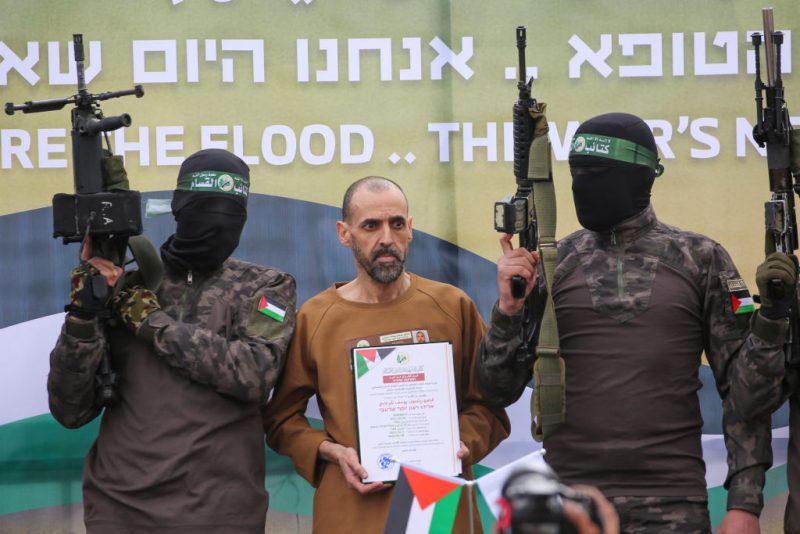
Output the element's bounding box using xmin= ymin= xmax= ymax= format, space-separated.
xmin=257 ymin=295 xmax=286 ymax=322
xmin=727 ymin=278 xmax=755 ymax=315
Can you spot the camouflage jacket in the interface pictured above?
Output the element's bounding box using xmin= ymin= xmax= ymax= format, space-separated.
xmin=728 ymin=303 xmax=797 ymax=417
xmin=478 ymin=205 xmax=781 ymax=515
xmin=48 ymin=257 xmax=297 ymax=428
xmin=729 ymin=297 xmax=799 ymax=532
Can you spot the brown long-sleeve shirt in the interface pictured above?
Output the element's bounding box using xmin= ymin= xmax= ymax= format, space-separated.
xmin=263 ymin=274 xmax=509 ymax=534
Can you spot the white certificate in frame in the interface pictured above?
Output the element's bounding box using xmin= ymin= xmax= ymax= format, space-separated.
xmin=351 ymin=341 xmax=461 ymax=483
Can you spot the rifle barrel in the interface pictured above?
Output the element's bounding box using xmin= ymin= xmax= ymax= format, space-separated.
xmin=5 ymin=98 xmax=72 ymax=115
xmin=516 ymin=26 xmax=527 ymax=84
xmin=97 ymin=86 xmax=145 ymax=101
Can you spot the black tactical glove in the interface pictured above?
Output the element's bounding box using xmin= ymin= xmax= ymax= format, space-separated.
xmin=756 ymin=252 xmax=798 ymax=320
xmin=66 ymin=262 xmax=112 ymax=320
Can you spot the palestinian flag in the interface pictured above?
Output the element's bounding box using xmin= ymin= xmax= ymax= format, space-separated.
xmin=354 ymin=347 xmax=397 ymax=378
xmin=727 ymin=278 xmax=755 ymax=315
xmin=384 ymin=464 xmax=465 ymax=534
xmin=731 ymin=293 xmax=755 ymax=315
xmin=257 ymin=296 xmax=286 ymax=322
xmin=355 ymin=348 xmax=379 ymax=378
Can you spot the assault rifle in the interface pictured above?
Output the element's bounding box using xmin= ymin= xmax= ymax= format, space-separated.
xmin=494 ymin=26 xmax=544 ymax=357
xmin=751 ymin=8 xmax=800 ymax=366
xmin=493 ymin=27 xmax=563 ymax=441
xmin=751 ymin=8 xmax=800 ymax=367
xmin=6 ymin=34 xmax=145 ymax=404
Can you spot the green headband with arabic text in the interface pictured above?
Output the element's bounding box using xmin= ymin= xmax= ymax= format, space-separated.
xmin=569 ymin=133 xmax=664 ymax=177
xmin=146 ymin=169 xmax=249 ymax=218
xmin=176 ymin=170 xmax=249 ymax=198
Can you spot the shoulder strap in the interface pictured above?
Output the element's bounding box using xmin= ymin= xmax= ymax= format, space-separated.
xmin=528 ymin=102 xmax=565 ymax=442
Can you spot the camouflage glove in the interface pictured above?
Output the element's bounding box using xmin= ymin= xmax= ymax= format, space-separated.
xmin=756 ymin=252 xmax=798 ymax=320
xmin=113 ymin=285 xmax=162 ymax=335
xmin=67 ymin=262 xmax=111 ymax=319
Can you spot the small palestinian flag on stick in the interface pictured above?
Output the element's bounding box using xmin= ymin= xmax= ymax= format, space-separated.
xmin=384 ymin=464 xmax=465 ymax=534
xmin=727 ymin=278 xmax=755 ymax=315
xmin=257 ymin=296 xmax=286 ymax=322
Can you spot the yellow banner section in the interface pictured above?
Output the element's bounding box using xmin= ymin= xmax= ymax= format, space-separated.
xmin=0 ymin=0 xmax=797 ymax=284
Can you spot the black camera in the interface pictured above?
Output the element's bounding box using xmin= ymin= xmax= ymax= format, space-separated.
xmin=498 ymin=463 xmax=603 ymax=534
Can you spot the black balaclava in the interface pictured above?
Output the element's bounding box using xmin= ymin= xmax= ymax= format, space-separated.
xmin=569 ymin=112 xmax=661 ymax=232
xmin=161 ymin=149 xmax=250 ymax=273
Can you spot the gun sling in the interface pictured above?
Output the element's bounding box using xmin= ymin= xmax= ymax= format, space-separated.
xmin=528 ymin=102 xmax=566 ymax=442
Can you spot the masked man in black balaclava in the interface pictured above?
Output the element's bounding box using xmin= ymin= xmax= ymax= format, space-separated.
xmin=48 ymin=148 xmax=297 ymax=534
xmin=478 ymin=112 xmax=783 ymax=534
xmin=569 ymin=112 xmax=661 ymax=232
xmin=160 ymin=148 xmax=249 ymax=274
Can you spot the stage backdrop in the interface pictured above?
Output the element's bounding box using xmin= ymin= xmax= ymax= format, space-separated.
xmin=0 ymin=1 xmax=796 ymax=532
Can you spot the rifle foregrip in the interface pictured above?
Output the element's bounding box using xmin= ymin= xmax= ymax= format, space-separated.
xmin=513 ymin=102 xmax=534 ymax=180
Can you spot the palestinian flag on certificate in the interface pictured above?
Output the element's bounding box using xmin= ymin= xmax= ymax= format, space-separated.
xmin=257 ymin=296 xmax=286 ymax=322
xmin=354 ymin=347 xmax=396 ymax=378
xmin=726 ymin=278 xmax=755 ymax=315
xmin=355 ymin=348 xmax=379 ymax=378
xmin=384 ymin=464 xmax=465 ymax=534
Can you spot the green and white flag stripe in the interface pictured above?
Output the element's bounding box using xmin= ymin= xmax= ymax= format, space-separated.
xmin=257 ymin=296 xmax=286 ymax=322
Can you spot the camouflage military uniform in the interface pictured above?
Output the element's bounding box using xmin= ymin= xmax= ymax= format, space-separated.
xmin=48 ymin=258 xmax=296 ymax=534
xmin=478 ymin=205 xmax=780 ymax=532
xmin=729 ymin=309 xmax=799 ymax=534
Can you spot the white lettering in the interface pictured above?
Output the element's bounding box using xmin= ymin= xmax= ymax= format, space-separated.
xmin=0 ymin=42 xmax=39 ymax=85
xmin=689 ymin=118 xmax=719 ymax=158
xmin=186 ymin=39 xmax=199 ymax=83
xmin=400 ymin=38 xmax=422 ymax=81
xmin=133 ymin=40 xmax=178 ymax=83
xmin=340 ymin=124 xmax=373 ymax=164
xmin=618 ymin=34 xmax=662 ymax=78
xmin=201 ymin=125 xmax=230 ymax=150
xmin=37 ymin=128 xmax=67 ymax=168
xmin=348 ymin=38 xmax=392 ymax=82
xmin=155 ymin=126 xmax=184 ymax=165
xmin=299 ymin=124 xmax=336 ymax=165
xmin=48 ymin=40 xmax=100 ymax=86
xmin=262 ymin=125 xmax=296 ymax=166
xmin=549 ymin=121 xmax=580 ymax=161
xmin=1 ymin=129 xmax=33 ymax=168
xmin=568 ymin=34 xmax=613 ymax=78
xmin=462 ymin=123 xmax=497 ymax=162
xmin=428 ymin=122 xmax=460 ymax=162
xmin=430 ymin=37 xmax=473 ymax=80
xmin=672 ymin=33 xmax=685 ymax=77
xmin=645 ymin=120 xmax=675 ymax=159
xmin=113 ymin=127 xmax=151 ymax=166
xmin=694 ymin=31 xmax=738 ymax=76
xmin=232 ymin=126 xmax=260 ymax=165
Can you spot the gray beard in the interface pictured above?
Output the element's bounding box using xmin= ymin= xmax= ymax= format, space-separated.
xmin=353 ymin=243 xmax=406 ymax=284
